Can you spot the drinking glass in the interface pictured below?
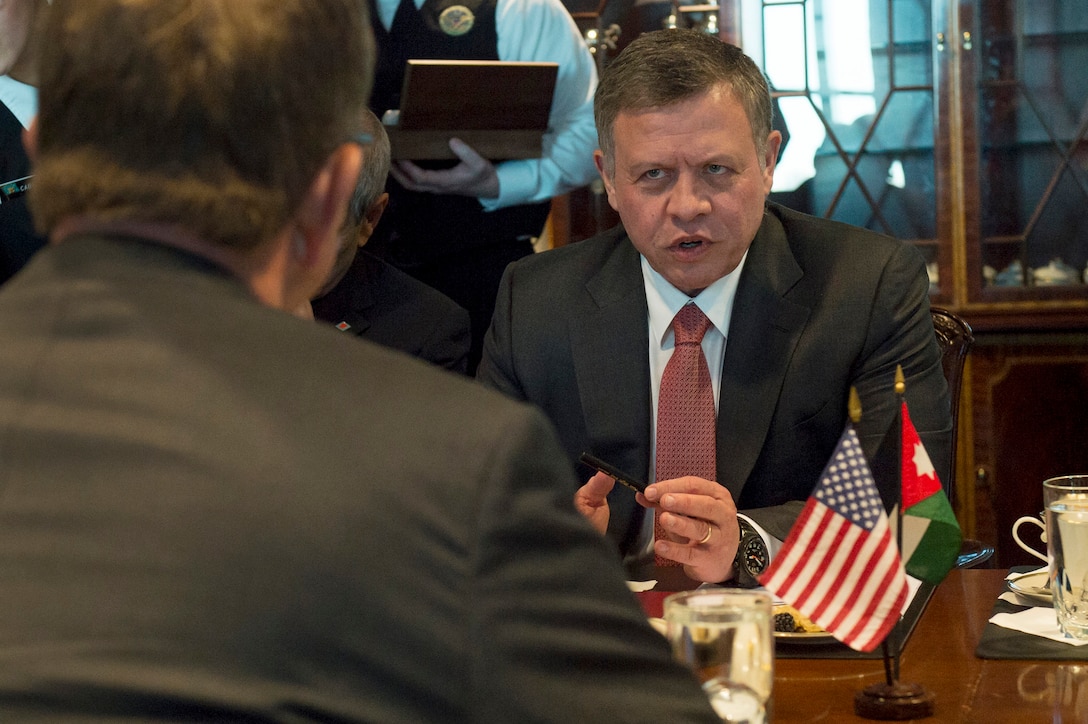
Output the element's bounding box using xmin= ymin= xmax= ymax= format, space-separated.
xmin=1045 ymin=476 xmax=1088 ymax=640
xmin=663 ymin=589 xmax=773 ymax=723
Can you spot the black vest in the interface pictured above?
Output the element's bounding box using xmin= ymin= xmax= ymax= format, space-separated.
xmin=370 ymin=0 xmax=499 ymax=116
xmin=366 ymin=0 xmax=550 ymax=266
xmin=0 ymin=102 xmax=45 ymax=284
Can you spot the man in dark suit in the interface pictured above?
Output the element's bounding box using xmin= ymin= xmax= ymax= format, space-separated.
xmin=313 ymin=249 xmax=472 ymax=373
xmin=0 ymin=0 xmax=49 ymax=284
xmin=310 ymin=110 xmax=471 ymax=374
xmin=0 ymin=3 xmax=720 ymax=721
xmin=477 ymin=30 xmax=952 ymax=585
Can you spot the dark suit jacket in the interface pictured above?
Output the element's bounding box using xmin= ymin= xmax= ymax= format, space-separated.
xmin=478 ymin=203 xmax=953 ymax=552
xmin=312 ymin=250 xmax=471 ymax=375
xmin=0 ymin=234 xmax=718 ymax=723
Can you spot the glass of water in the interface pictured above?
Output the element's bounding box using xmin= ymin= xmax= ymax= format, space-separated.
xmin=1045 ymin=475 xmax=1088 ymax=640
xmin=663 ymin=589 xmax=773 ymax=723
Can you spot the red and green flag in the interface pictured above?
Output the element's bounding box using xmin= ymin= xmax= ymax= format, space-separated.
xmin=900 ymin=402 xmax=961 ymax=584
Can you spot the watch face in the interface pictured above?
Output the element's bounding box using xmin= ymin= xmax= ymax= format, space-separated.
xmin=741 ymin=535 xmax=769 ymax=575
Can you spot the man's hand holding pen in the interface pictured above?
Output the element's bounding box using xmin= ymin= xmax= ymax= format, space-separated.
xmin=644 ymin=476 xmax=739 ymax=584
xmin=573 ymin=457 xmax=740 ymax=584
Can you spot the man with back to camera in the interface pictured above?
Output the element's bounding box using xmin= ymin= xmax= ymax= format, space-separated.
xmin=0 ymin=3 xmax=721 ymax=721
xmin=477 ymin=29 xmax=953 ymax=585
xmin=308 ymin=108 xmax=473 ymax=374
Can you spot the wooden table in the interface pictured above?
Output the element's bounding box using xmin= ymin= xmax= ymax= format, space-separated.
xmin=636 ymin=568 xmax=1088 ymax=720
xmin=771 ymin=569 xmax=1088 ymax=722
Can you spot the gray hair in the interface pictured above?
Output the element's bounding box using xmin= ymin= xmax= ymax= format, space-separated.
xmin=348 ymin=109 xmax=391 ymax=226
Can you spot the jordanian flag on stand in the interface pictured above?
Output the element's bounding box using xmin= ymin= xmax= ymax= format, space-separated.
xmin=900 ymin=402 xmax=961 ymax=584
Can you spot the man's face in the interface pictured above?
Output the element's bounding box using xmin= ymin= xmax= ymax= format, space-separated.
xmin=0 ymin=0 xmax=34 ymax=76
xmin=595 ymin=84 xmax=780 ymax=296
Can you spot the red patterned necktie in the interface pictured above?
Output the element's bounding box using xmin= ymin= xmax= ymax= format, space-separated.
xmin=654 ymin=303 xmax=716 ymax=566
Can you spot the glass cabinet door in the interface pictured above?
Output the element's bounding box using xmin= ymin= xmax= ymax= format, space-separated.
xmin=970 ymin=0 xmax=1088 ymax=300
xmin=729 ymin=0 xmax=949 ymax=299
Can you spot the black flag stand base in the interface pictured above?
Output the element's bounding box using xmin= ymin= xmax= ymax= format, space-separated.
xmin=854 ymin=629 xmax=935 ymax=719
xmin=853 ymin=373 xmax=935 ymax=720
xmin=854 ymin=681 xmax=935 ymax=720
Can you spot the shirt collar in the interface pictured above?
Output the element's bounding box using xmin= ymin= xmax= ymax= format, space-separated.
xmin=0 ymin=75 xmax=37 ymax=129
xmin=376 ymin=0 xmax=425 ymax=28
xmin=641 ymin=251 xmax=748 ymax=349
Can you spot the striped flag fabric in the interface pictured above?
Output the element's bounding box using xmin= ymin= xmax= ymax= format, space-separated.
xmin=759 ymin=425 xmax=909 ymax=652
xmin=900 ymin=402 xmax=962 ymax=584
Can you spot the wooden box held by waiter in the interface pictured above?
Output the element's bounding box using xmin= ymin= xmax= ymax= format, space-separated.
xmin=385 ymin=60 xmax=558 ymax=161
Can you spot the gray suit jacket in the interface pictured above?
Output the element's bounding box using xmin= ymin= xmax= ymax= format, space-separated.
xmin=478 ymin=203 xmax=953 ymax=553
xmin=0 ymin=234 xmax=718 ymax=723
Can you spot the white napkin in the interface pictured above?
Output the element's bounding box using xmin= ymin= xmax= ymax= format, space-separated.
xmin=626 ymin=579 xmax=657 ymax=592
xmin=989 ymin=603 xmax=1088 ymax=646
xmin=990 ymin=570 xmax=1088 ymax=646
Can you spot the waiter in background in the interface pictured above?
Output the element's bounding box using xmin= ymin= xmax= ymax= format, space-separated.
xmin=364 ymin=0 xmax=599 ymax=373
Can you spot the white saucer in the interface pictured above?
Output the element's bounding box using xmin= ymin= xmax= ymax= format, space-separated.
xmin=1007 ymin=569 xmax=1052 ymax=606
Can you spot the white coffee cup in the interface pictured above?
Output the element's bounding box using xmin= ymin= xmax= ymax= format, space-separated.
xmin=1013 ymin=512 xmax=1048 ymax=563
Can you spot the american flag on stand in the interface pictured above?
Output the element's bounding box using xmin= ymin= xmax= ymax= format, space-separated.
xmin=759 ymin=425 xmax=909 ymax=652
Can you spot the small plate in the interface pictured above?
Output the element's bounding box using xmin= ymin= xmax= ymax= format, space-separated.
xmin=649 ymin=615 xmax=835 ymax=642
xmin=774 ymin=630 xmax=836 ymax=643
xmin=1007 ymin=569 xmax=1052 ymax=606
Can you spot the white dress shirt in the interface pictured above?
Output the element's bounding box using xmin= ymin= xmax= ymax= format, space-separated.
xmin=627 ymin=253 xmax=781 ymax=569
xmin=374 ymin=0 xmax=600 ymax=211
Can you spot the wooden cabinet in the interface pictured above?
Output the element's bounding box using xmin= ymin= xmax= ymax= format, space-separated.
xmin=969 ymin=334 xmax=1088 ymax=566
xmin=963 ymin=1 xmax=1088 ymax=326
xmin=718 ymin=0 xmax=1088 ymax=564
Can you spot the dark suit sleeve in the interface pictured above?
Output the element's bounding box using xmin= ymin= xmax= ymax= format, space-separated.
xmin=421 ymin=303 xmax=472 ymax=375
xmin=851 ymin=242 xmax=953 ymax=488
xmin=741 ymin=241 xmax=952 ymax=541
xmin=743 ymin=501 xmax=806 ymax=543
xmin=476 ymin=264 xmax=524 ymax=398
xmin=470 ymin=407 xmax=718 ymax=723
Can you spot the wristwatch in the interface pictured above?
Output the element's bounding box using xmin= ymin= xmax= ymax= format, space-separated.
xmin=731 ymin=518 xmax=770 ymax=588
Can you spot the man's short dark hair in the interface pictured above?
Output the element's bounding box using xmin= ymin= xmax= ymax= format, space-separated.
xmin=30 ymin=0 xmax=375 ymax=249
xmin=594 ymin=29 xmax=773 ymax=174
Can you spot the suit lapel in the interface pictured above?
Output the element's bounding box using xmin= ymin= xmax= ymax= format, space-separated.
xmin=569 ymin=238 xmax=651 ymax=544
xmin=333 ymin=254 xmax=378 ymax=335
xmin=716 ymin=211 xmax=811 ymax=500
xmin=350 ymin=274 xmax=376 ymax=335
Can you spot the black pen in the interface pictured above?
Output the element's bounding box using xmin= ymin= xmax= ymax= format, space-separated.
xmin=579 ymin=452 xmax=647 ymax=494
